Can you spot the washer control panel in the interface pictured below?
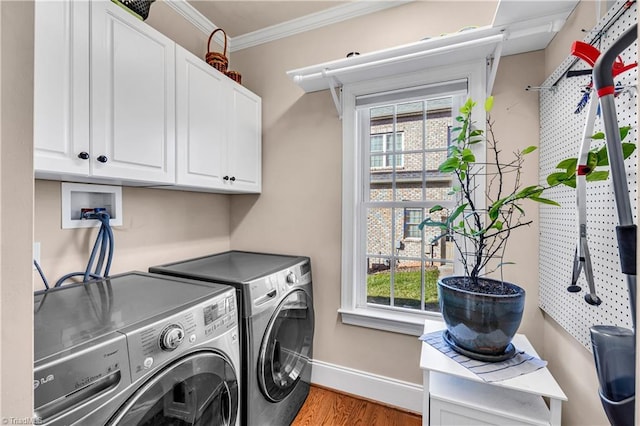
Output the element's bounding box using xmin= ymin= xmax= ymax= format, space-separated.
xmin=125 ymin=288 xmax=237 ymax=383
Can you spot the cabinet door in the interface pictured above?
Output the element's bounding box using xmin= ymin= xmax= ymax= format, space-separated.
xmin=175 ymin=46 xmax=227 ymax=188
xmin=90 ymin=0 xmax=175 ymax=184
xmin=34 ymin=0 xmax=90 ymax=177
xmin=227 ymin=84 xmax=262 ymax=193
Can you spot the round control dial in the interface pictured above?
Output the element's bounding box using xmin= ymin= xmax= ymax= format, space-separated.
xmin=286 ymin=272 xmax=298 ymax=285
xmin=160 ymin=325 xmax=185 ymax=351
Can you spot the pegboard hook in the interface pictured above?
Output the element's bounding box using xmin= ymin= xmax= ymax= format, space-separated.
xmin=525 ymin=85 xmax=557 ymax=92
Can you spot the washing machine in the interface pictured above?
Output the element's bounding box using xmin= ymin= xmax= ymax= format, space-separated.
xmin=34 ymin=272 xmax=241 ymax=425
xmin=150 ymin=251 xmax=314 ymax=426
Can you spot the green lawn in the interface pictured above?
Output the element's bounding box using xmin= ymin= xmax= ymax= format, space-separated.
xmin=367 ymin=268 xmax=439 ymax=305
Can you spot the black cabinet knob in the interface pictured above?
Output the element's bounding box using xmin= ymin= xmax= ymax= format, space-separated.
xmin=97 ymin=155 xmax=108 ymax=163
xmin=77 ymin=151 xmax=90 ymax=160
xmin=223 ymin=176 xmax=230 ymax=181
xmin=230 ymin=176 xmax=236 ymax=182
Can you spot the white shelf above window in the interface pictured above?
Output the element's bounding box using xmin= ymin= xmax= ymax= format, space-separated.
xmin=286 ymin=0 xmax=578 ymax=115
xmin=288 ymin=26 xmax=503 ymax=94
xmin=286 ymin=27 xmax=504 ymax=116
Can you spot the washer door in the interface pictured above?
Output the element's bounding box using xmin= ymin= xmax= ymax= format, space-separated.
xmin=258 ymin=289 xmax=314 ymax=402
xmin=109 ymin=351 xmax=238 ymax=426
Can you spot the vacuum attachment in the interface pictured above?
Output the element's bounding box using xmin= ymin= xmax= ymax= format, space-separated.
xmin=590 ymin=325 xmax=635 ymax=426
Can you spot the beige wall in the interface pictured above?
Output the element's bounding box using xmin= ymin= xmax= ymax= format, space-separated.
xmin=34 ymin=182 xmax=232 ymax=290
xmin=0 ymin=0 xmax=35 ymax=419
xmin=146 ymin=0 xmax=210 ymax=57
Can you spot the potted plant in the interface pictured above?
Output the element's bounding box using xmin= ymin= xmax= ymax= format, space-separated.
xmin=420 ymin=97 xmax=558 ymax=361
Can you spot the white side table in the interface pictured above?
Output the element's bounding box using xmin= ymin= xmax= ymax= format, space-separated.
xmin=420 ymin=320 xmax=567 ymax=426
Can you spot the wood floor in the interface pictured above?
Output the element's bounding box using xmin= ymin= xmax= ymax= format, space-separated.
xmin=292 ymin=385 xmax=422 ymax=426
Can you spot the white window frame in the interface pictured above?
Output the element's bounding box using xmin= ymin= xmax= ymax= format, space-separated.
xmin=339 ymin=61 xmax=487 ymax=336
xmin=370 ymin=131 xmax=404 ymax=169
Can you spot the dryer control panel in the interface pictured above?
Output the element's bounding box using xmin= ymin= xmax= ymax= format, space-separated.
xmin=124 ymin=288 xmax=237 ymax=383
xmin=246 ymin=259 xmax=312 ymax=317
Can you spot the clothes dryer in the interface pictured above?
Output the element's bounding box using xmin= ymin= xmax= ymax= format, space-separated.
xmin=150 ymin=251 xmax=314 ymax=426
xmin=34 ymin=272 xmax=241 ymax=425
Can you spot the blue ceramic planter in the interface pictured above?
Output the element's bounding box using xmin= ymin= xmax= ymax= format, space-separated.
xmin=438 ymin=276 xmax=525 ymax=358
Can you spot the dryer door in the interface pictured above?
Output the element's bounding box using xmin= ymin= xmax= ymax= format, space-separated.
xmin=258 ymin=288 xmax=314 ymax=402
xmin=108 ymin=351 xmax=239 ymax=426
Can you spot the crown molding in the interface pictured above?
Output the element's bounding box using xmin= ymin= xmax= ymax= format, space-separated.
xmin=164 ymin=0 xmax=225 ymax=48
xmin=230 ymin=1 xmax=414 ymax=52
xmin=164 ymin=0 xmax=413 ymax=53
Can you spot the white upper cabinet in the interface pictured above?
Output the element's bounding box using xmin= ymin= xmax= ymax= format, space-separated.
xmin=90 ymin=0 xmax=175 ymax=184
xmin=175 ymin=46 xmax=261 ymax=193
xmin=227 ymin=84 xmax=262 ymax=192
xmin=34 ymin=0 xmax=91 ymax=177
xmin=34 ymin=0 xmax=260 ymax=193
xmin=175 ymin=46 xmax=227 ymax=188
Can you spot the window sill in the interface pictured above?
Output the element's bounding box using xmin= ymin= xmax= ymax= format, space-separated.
xmin=338 ymin=307 xmax=443 ymax=336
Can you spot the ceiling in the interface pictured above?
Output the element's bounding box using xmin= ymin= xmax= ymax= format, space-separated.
xmin=178 ymin=0 xmax=580 ymax=54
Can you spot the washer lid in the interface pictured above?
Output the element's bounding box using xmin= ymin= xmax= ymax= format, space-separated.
xmin=34 ymin=272 xmax=227 ymax=361
xmin=150 ymin=251 xmax=308 ymax=284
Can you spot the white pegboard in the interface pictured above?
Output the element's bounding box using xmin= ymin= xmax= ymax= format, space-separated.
xmin=538 ymin=0 xmax=637 ymax=350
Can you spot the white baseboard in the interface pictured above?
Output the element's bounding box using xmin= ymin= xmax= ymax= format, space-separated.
xmin=310 ymin=359 xmax=424 ymax=414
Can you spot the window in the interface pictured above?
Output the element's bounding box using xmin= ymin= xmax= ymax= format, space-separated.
xmin=340 ymin=62 xmax=487 ymax=336
xmin=403 ymin=208 xmax=422 ymax=239
xmin=371 ymin=132 xmax=404 ymax=169
xmin=363 ymin=96 xmax=460 ymax=313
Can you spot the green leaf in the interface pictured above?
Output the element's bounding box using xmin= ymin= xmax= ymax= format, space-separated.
xmin=589 ymin=142 xmax=634 ymax=167
xmin=516 ymin=185 xmax=543 ymax=199
xmin=448 ymin=185 xmax=461 ymax=195
xmin=461 ymin=148 xmax=475 ymax=162
xmin=459 ymin=171 xmax=466 ymax=180
xmin=619 ymin=126 xmax=631 ymax=141
xmin=563 ymin=176 xmax=577 ymax=188
xmin=439 ymin=157 xmax=460 ymax=173
xmin=447 ymin=203 xmax=468 ymax=225
xmin=484 ymin=96 xmax=494 ymax=112
xmin=530 ymin=196 xmax=560 ymax=206
xmin=469 ymin=129 xmax=483 ymax=137
xmin=587 ymin=151 xmax=598 ymax=172
xmin=586 ymin=170 xmax=609 ymax=181
xmin=596 ymin=146 xmax=609 ymax=166
xmin=418 ymin=218 xmax=447 ymax=230
xmin=429 ymin=205 xmax=444 ymax=213
xmin=557 ymin=157 xmax=577 ymax=172
xmin=547 ymin=172 xmax=571 ymax=187
xmin=488 ymin=200 xmax=505 ymax=221
xmin=468 ymin=138 xmax=483 ymax=145
xmin=622 ymin=142 xmax=636 ymax=159
xmin=492 ymin=220 xmax=503 ymax=231
xmin=521 ymin=145 xmax=537 ymax=155
xmin=460 ymin=98 xmax=475 ymax=114
xmin=591 ymin=131 xmax=605 ymax=140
